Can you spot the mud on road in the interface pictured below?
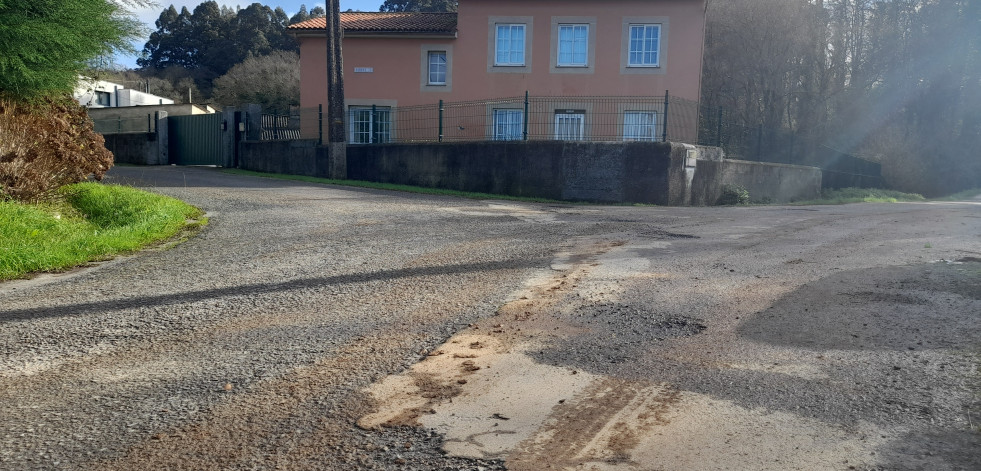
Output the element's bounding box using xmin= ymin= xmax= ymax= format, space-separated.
xmin=1 ymin=167 xmax=979 ymax=470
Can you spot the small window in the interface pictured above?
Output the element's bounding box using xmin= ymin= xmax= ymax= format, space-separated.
xmin=628 ymin=24 xmax=660 ymax=67
xmin=495 ymin=24 xmax=526 ymax=66
xmin=349 ymin=106 xmax=391 ymax=144
xmin=557 ymin=24 xmax=588 ymax=67
xmin=624 ymin=111 xmax=658 ymax=141
xmin=428 ymin=51 xmax=447 ymax=85
xmin=95 ymin=91 xmax=111 ymax=106
xmin=555 ymin=111 xmax=585 ymax=141
xmin=493 ymin=109 xmax=524 ymax=140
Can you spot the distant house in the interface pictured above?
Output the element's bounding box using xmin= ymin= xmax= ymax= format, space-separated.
xmin=74 ymin=77 xmax=175 ymax=108
xmin=288 ymin=0 xmax=707 ymax=142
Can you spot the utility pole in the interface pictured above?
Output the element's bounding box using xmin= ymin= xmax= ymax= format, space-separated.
xmin=325 ymin=0 xmax=347 ymax=179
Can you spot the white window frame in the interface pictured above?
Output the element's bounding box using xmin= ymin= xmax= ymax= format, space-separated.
xmin=495 ymin=24 xmax=526 ymax=66
xmin=623 ymin=111 xmax=658 ymax=141
xmin=493 ymin=109 xmax=524 ymax=141
xmin=554 ymin=112 xmax=585 ymax=141
xmin=557 ymin=24 xmax=589 ymax=67
xmin=628 ymin=24 xmax=661 ymax=67
xmin=428 ymin=51 xmax=447 ymax=85
xmin=349 ymin=106 xmax=392 ymax=144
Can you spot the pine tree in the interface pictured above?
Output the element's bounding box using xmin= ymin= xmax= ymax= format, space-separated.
xmin=379 ymin=0 xmax=458 ymax=13
xmin=0 ymin=0 xmax=143 ymax=101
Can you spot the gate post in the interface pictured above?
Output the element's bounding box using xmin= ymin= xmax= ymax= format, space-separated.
xmin=371 ymin=104 xmax=377 ymax=144
xmin=523 ymin=91 xmax=529 ymax=140
xmin=245 ymin=104 xmax=262 ymax=141
xmin=716 ymin=107 xmax=723 ymax=148
xmin=221 ymin=108 xmax=235 ymax=168
xmin=155 ymin=111 xmax=169 ymax=165
xmin=661 ymin=90 xmax=669 ymax=143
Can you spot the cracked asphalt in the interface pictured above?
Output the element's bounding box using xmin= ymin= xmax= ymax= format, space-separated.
xmin=1 ymin=166 xmax=978 ymax=470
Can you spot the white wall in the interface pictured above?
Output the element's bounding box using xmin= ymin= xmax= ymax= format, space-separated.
xmin=73 ymin=78 xmax=174 ymax=108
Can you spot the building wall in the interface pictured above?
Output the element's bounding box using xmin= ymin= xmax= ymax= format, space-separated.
xmin=74 ymin=79 xmax=175 ymax=108
xmin=297 ymin=0 xmax=706 ymax=112
xmin=89 ymin=104 xmax=213 ymax=121
xmin=453 ymin=0 xmax=705 ymax=101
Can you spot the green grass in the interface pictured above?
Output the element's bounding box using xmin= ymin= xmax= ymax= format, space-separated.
xmin=0 ymin=183 xmax=205 ymax=281
xmin=793 ymin=187 xmax=927 ymax=205
xmin=222 ymin=169 xmax=570 ymax=204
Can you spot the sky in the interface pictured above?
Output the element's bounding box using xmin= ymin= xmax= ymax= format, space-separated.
xmin=117 ymin=0 xmax=384 ymax=68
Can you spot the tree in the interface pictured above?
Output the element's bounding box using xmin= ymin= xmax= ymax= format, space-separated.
xmin=138 ymin=2 xmax=300 ymax=98
xmin=290 ymin=4 xmax=310 ymax=24
xmin=0 ymin=0 xmax=145 ymax=102
xmin=289 ymin=4 xmax=327 ymax=24
xmin=211 ymin=51 xmax=299 ymax=112
xmin=379 ymin=0 xmax=458 ymax=13
xmin=700 ymin=0 xmax=981 ymax=195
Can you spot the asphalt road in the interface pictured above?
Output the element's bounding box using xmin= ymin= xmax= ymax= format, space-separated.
xmin=1 ymin=166 xmax=978 ymax=470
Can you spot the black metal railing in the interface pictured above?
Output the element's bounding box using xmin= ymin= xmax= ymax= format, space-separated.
xmin=290 ymin=92 xmax=701 ymax=145
xmin=257 ymin=94 xmax=883 ymax=188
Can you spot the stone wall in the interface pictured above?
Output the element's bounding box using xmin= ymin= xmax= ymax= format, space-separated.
xmin=239 ymin=139 xmax=335 ymax=179
xmin=691 ymin=159 xmax=822 ymax=204
xmin=103 ymin=132 xmax=167 ymax=166
xmin=346 ymin=141 xmax=682 ymax=204
xmin=237 ymin=139 xmax=821 ymax=205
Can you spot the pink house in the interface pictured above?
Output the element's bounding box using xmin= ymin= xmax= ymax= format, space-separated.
xmin=288 ymin=0 xmax=707 ymax=143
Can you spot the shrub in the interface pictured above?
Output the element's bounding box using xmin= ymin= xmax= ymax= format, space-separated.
xmin=0 ymin=98 xmax=113 ymax=202
xmin=718 ymin=184 xmax=750 ymax=205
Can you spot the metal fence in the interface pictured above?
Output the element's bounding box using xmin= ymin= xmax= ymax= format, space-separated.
xmin=696 ymin=107 xmax=883 ymax=186
xmin=255 ymin=94 xmax=882 ymax=187
xmin=291 ymin=92 xmax=701 ymax=145
xmin=261 ymin=107 xmax=324 ymax=141
xmin=93 ymin=115 xmax=157 ymax=134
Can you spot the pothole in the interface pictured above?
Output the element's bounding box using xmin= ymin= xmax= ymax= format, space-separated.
xmin=573 ymin=302 xmax=707 ymax=340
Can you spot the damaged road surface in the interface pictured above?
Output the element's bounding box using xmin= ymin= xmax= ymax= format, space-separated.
xmin=2 ymin=167 xmax=979 ymax=470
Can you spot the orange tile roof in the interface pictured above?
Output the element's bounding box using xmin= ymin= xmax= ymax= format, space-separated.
xmin=289 ymin=12 xmax=458 ymax=34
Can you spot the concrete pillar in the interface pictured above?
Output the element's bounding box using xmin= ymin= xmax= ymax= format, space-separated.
xmin=222 ymin=106 xmax=235 ymax=168
xmin=155 ymin=111 xmax=169 ymax=165
xmin=245 ymin=104 xmax=262 ymax=141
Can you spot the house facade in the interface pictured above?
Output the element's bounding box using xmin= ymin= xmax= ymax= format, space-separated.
xmin=288 ymin=0 xmax=707 ymax=143
xmin=74 ymin=78 xmax=175 ymax=108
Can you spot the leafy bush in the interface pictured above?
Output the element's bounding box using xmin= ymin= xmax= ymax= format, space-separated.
xmin=718 ymin=184 xmax=750 ymax=205
xmin=0 ymin=98 xmax=114 ymax=202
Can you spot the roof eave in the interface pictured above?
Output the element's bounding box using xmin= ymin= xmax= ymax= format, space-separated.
xmin=289 ymin=30 xmax=457 ymax=39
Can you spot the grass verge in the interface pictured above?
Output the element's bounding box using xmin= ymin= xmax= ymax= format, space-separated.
xmin=222 ymin=169 xmax=570 ymax=204
xmin=793 ymin=187 xmax=927 ymax=205
xmin=0 ymin=182 xmax=205 ymax=281
xmin=933 ymin=188 xmax=981 ymax=201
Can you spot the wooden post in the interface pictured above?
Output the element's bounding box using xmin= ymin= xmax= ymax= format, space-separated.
xmin=325 ymin=0 xmax=347 ymax=178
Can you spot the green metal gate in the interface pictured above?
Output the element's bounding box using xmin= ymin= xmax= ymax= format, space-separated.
xmin=169 ymin=113 xmax=227 ymax=166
